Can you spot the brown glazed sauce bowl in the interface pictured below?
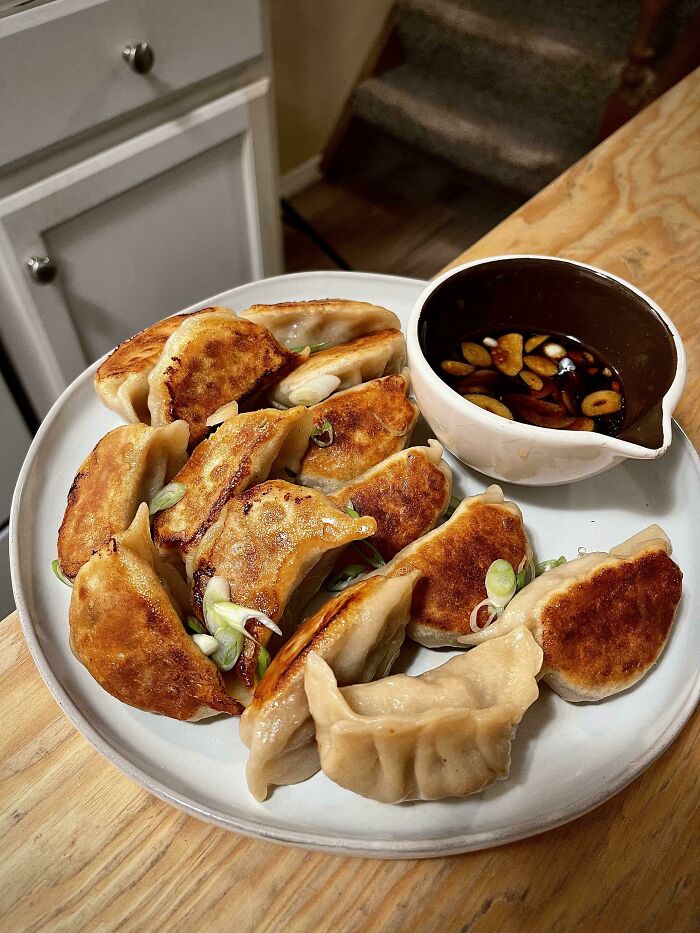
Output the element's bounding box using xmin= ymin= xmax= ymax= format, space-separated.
xmin=407 ymin=256 xmax=686 ymax=485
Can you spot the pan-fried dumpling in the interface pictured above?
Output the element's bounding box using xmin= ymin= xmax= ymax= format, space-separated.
xmin=69 ymin=505 xmax=240 ymax=720
xmin=240 ymin=571 xmax=421 ymax=800
xmin=148 ymin=307 xmax=304 ymax=447
xmin=189 ymin=480 xmax=377 ymax=690
xmin=329 ymin=440 xmax=452 ymax=561
xmin=296 ymin=372 xmax=419 ymax=492
xmin=269 ymin=328 xmax=406 ymax=409
xmin=381 ymin=485 xmax=532 ymax=648
xmin=57 ymin=421 xmax=189 ymax=581
xmin=94 ymin=310 xmax=209 ymax=423
xmin=153 ymin=406 xmax=312 ymax=566
xmin=305 ymin=626 xmax=542 ymax=803
xmin=459 ymin=525 xmax=682 ymax=702
xmin=240 ymin=299 xmax=400 ymax=351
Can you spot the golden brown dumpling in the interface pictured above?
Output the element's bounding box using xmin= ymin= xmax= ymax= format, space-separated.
xmin=57 ymin=421 xmax=188 ymax=581
xmin=148 ymin=308 xmax=304 ymax=447
xmin=329 ymin=439 xmax=452 ymax=562
xmin=189 ymin=480 xmax=377 ymax=690
xmin=153 ymin=406 xmax=312 ymax=566
xmin=381 ymin=484 xmax=532 ymax=648
xmin=69 ymin=505 xmax=240 ymax=720
xmin=296 ymin=372 xmax=419 ymax=492
xmin=459 ymin=525 xmax=682 ymax=702
xmin=240 ymin=299 xmax=400 ymax=350
xmin=268 ymin=328 xmax=406 ymax=409
xmin=94 ymin=310 xmax=210 ymax=423
xmin=240 ymin=571 xmax=421 ymax=800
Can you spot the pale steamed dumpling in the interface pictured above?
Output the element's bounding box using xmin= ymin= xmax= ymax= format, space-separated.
xmin=305 ymin=626 xmax=543 ymax=803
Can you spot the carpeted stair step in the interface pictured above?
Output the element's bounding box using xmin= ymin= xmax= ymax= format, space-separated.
xmin=354 ymin=65 xmax=584 ymax=195
xmin=396 ymin=0 xmax=626 ymax=150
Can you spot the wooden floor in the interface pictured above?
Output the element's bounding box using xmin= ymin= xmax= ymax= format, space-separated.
xmin=283 ymin=128 xmax=524 ymax=281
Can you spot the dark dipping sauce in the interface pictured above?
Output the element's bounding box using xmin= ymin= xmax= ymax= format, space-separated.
xmin=438 ymin=329 xmax=626 ymax=435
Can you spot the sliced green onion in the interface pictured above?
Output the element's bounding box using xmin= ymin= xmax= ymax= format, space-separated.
xmin=205 ymin=400 xmax=238 ymax=427
xmin=345 ymin=501 xmax=360 ymax=519
xmin=51 ymin=559 xmax=73 ymax=587
xmin=444 ymin=495 xmax=462 ymax=518
xmin=288 ymin=374 xmax=341 ymax=406
xmin=211 ymin=627 xmax=244 ymax=671
xmin=577 ymin=547 xmax=587 ymax=558
xmin=535 ymin=556 xmax=567 ymax=576
xmin=148 ymin=482 xmax=186 ymax=515
xmin=193 ymin=633 xmax=219 ymax=656
xmin=326 ymin=563 xmax=366 ymax=593
xmin=485 ymin=559 xmax=516 ymax=608
xmin=212 ymin=601 xmax=282 ymax=637
xmin=290 ymin=341 xmax=329 ymax=354
xmin=186 ymin=615 xmax=205 ymax=635
xmin=357 ymin=539 xmax=385 ymax=569
xmin=515 ymin=569 xmax=527 ymax=591
xmin=257 ymin=646 xmax=271 ymax=680
xmin=310 ymin=418 xmax=334 ymax=448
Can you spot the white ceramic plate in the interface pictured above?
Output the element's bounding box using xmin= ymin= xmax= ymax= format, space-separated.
xmin=11 ymin=272 xmax=700 ymax=858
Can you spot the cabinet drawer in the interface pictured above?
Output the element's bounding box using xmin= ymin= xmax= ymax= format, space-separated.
xmin=0 ymin=0 xmax=262 ymax=168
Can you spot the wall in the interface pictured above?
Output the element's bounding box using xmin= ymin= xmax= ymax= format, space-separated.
xmin=270 ymin=0 xmax=394 ymax=176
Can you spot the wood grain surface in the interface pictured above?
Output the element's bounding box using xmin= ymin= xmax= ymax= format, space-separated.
xmin=2 ymin=70 xmax=700 ymax=933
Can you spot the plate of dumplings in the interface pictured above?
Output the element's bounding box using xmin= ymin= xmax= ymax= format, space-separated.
xmin=10 ymin=271 xmax=700 ymax=857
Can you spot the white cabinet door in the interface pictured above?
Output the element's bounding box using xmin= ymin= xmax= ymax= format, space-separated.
xmin=0 ymin=78 xmax=282 ymax=417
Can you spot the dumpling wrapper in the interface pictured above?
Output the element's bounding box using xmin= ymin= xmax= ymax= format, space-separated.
xmin=57 ymin=420 xmax=189 ymax=581
xmin=269 ymin=328 xmax=406 ymax=409
xmin=240 ymin=299 xmax=400 ymax=351
xmin=240 ymin=571 xmax=421 ymax=801
xmin=379 ymin=484 xmax=532 ymax=648
xmin=153 ymin=406 xmax=312 ymax=566
xmin=148 ymin=307 xmax=304 ymax=447
xmin=297 ymin=372 xmax=419 ymax=492
xmin=94 ymin=309 xmax=209 ymax=423
xmin=305 ymin=626 xmax=542 ymax=803
xmin=69 ymin=505 xmax=240 ymax=720
xmin=459 ymin=525 xmax=683 ymax=702
xmin=189 ymin=480 xmax=377 ymax=690
xmin=329 ymin=439 xmax=452 ymax=561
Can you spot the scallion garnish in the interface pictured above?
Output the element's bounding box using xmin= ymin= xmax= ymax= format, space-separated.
xmin=345 ymin=501 xmax=360 ymax=519
xmin=326 ymin=563 xmax=366 ymax=592
xmin=289 ymin=341 xmax=329 ymax=354
xmin=310 ymin=418 xmax=334 ymax=448
xmin=148 ymin=482 xmax=186 ymax=515
xmin=51 ymin=559 xmax=73 ymax=587
xmin=444 ymin=495 xmax=461 ymax=519
xmin=186 ymin=615 xmax=205 ymax=635
xmin=257 ymin=646 xmax=271 ymax=680
xmin=485 ymin=559 xmax=516 ymax=608
xmin=192 ymin=633 xmax=219 ymax=656
xmin=535 ymin=556 xmax=567 ymax=576
xmin=577 ymin=547 xmax=587 ymax=558
xmin=357 ymin=540 xmax=386 ymax=569
xmin=211 ymin=627 xmax=244 ymax=671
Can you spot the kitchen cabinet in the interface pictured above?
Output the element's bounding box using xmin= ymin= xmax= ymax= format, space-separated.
xmin=0 ymin=0 xmax=281 ymax=420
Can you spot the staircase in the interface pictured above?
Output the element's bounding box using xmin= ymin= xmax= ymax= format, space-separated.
xmin=350 ymin=0 xmax=643 ymax=196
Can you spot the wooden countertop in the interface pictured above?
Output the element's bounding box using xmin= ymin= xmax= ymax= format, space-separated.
xmin=2 ymin=70 xmax=699 ymax=933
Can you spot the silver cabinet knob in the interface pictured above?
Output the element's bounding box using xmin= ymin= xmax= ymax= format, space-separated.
xmin=27 ymin=256 xmax=57 ymax=285
xmin=122 ymin=42 xmax=155 ymax=74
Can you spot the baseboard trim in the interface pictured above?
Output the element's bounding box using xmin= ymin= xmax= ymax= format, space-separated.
xmin=279 ymin=155 xmax=322 ymax=198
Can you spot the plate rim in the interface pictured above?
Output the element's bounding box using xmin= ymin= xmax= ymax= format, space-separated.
xmin=10 ymin=269 xmax=700 ymax=859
